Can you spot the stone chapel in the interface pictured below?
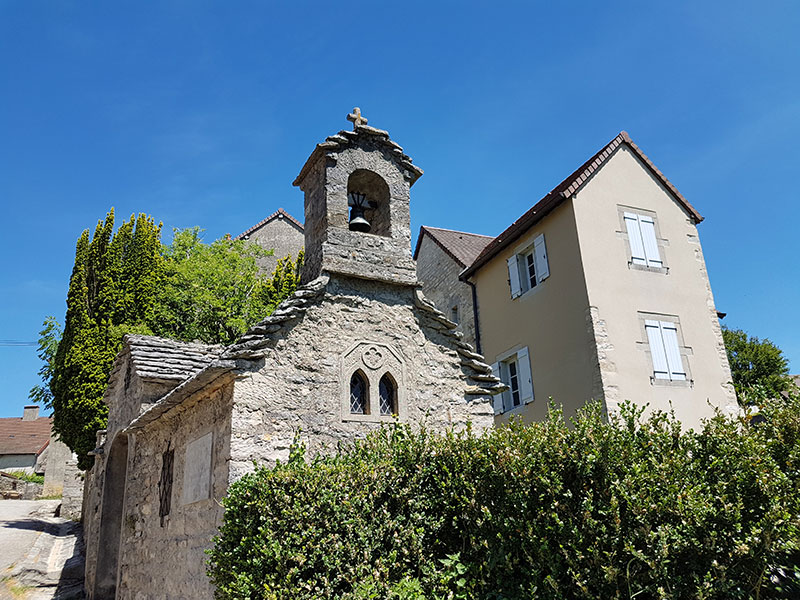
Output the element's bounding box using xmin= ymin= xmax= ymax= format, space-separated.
xmin=82 ymin=111 xmax=505 ymax=599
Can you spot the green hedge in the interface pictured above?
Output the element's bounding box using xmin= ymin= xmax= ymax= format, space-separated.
xmin=208 ymin=400 xmax=800 ymax=599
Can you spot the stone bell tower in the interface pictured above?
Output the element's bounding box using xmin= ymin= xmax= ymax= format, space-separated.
xmin=293 ymin=108 xmax=423 ymax=285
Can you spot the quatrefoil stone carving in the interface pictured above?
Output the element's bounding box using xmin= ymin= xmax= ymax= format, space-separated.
xmin=361 ymin=346 xmax=385 ymax=370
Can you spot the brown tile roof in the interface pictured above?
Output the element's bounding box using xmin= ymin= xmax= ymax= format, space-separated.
xmin=0 ymin=416 xmax=51 ymax=456
xmin=460 ymin=131 xmax=703 ymax=279
xmin=234 ymin=208 xmax=304 ymax=241
xmin=413 ymin=226 xmax=494 ymax=268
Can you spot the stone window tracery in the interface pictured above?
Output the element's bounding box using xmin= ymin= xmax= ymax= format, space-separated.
xmin=341 ymin=342 xmax=406 ymax=422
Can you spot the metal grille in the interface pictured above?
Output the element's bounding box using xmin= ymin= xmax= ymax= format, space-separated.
xmin=350 ymin=373 xmax=367 ymax=414
xmin=158 ymin=446 xmax=174 ymax=527
xmin=379 ymin=375 xmax=395 ymax=416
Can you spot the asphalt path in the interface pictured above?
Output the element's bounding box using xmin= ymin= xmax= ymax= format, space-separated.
xmin=0 ymin=500 xmax=56 ymax=574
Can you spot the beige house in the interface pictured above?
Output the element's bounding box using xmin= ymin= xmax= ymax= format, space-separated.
xmin=420 ymin=132 xmax=737 ymax=428
xmin=413 ymin=227 xmax=493 ymax=351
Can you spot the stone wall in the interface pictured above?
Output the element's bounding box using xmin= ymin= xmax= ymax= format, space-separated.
xmin=115 ymin=383 xmax=232 ymax=600
xmin=60 ymin=458 xmax=83 ymax=519
xmin=244 ymin=214 xmax=304 ymax=275
xmin=296 ymin=130 xmax=419 ymax=286
xmin=227 ymin=274 xmax=496 ymax=478
xmin=0 ymin=472 xmax=42 ymax=499
xmin=43 ymin=434 xmax=73 ymax=496
xmin=415 ymin=234 xmax=479 ymax=350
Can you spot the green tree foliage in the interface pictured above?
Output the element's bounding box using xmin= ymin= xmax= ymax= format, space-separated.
xmin=28 ymin=316 xmax=62 ymax=407
xmin=722 ymin=326 xmax=793 ymax=401
xmin=209 ymin=400 xmax=800 ymax=600
xmin=151 ymin=228 xmax=304 ymax=344
xmin=48 ymin=210 xmax=163 ymax=468
xmin=32 ymin=213 xmax=304 ymax=468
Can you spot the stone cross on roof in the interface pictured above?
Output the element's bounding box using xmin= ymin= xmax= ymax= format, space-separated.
xmin=347 ymin=107 xmax=368 ymax=129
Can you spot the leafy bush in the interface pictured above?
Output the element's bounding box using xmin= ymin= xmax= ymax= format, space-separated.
xmin=4 ymin=471 xmax=45 ymax=484
xmin=208 ymin=400 xmax=800 ymax=599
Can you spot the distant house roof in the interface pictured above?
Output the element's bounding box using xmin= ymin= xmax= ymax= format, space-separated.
xmin=0 ymin=416 xmax=51 ymax=456
xmin=234 ymin=208 xmax=304 ymax=241
xmin=461 ymin=131 xmax=703 ymax=280
xmin=413 ymin=226 xmax=493 ymax=268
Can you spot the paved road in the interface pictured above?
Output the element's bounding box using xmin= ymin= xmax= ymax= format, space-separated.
xmin=0 ymin=500 xmax=55 ymax=574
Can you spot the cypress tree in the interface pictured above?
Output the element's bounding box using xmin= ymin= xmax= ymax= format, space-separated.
xmin=49 ymin=210 xmax=163 ymax=468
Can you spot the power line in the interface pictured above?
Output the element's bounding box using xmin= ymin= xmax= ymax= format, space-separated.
xmin=0 ymin=340 xmax=37 ymax=347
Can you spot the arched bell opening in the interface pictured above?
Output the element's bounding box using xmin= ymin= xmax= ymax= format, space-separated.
xmin=347 ymin=169 xmax=391 ymax=237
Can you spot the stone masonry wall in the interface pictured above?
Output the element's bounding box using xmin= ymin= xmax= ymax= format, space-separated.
xmin=116 ymin=383 xmax=233 ymax=600
xmin=415 ymin=234 xmax=479 ymax=350
xmin=245 ymin=215 xmax=304 ymax=275
xmin=298 ymin=134 xmax=418 ymax=286
xmin=227 ymin=274 xmax=495 ymax=479
xmin=42 ymin=434 xmax=73 ymax=496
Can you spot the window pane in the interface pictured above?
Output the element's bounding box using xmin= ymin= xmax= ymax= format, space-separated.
xmin=350 ymin=372 xmax=367 ymax=414
xmin=379 ymin=375 xmax=395 ymax=416
xmin=526 ymin=252 xmax=536 ymax=288
xmin=509 ymin=361 xmax=520 ymax=406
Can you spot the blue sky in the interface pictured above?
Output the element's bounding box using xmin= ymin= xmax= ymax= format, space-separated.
xmin=1 ymin=1 xmax=798 ymax=417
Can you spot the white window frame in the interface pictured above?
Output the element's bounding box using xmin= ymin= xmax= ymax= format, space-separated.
xmin=491 ymin=346 xmax=534 ymax=414
xmin=507 ymin=233 xmax=550 ymax=299
xmin=618 ymin=207 xmax=668 ymax=273
xmin=638 ymin=314 xmax=692 ymax=386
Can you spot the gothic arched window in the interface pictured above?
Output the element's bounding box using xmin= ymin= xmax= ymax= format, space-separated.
xmin=378 ymin=373 xmax=397 ymax=416
xmin=350 ymin=371 xmax=369 ymax=415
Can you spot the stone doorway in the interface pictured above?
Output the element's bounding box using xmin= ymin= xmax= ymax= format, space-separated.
xmin=92 ymin=433 xmax=129 ymax=599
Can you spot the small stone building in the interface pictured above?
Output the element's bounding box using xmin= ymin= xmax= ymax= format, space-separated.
xmin=82 ymin=112 xmax=504 ymax=599
xmin=234 ymin=207 xmax=304 ymax=274
xmin=414 ymin=226 xmax=493 ymax=351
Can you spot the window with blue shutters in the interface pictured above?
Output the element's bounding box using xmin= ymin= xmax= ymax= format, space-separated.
xmin=491 ymin=346 xmax=534 ymax=414
xmin=642 ymin=317 xmax=690 ymax=384
xmin=507 ymin=234 xmax=550 ymax=298
xmin=622 ymin=210 xmax=665 ymax=271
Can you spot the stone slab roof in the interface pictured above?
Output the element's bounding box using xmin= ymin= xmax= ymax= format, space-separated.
xmin=124 ymin=335 xmax=222 ymax=382
xmin=103 ymin=335 xmax=223 ymax=397
xmin=0 ymin=416 xmax=51 ymax=456
xmin=461 ymin=131 xmax=704 ymax=279
xmin=293 ymin=124 xmax=423 ymax=189
xmin=413 ymin=226 xmax=493 ymax=268
xmin=234 ymin=207 xmax=304 ymax=241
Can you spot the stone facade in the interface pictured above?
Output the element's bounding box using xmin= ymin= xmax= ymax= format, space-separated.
xmin=82 ymin=114 xmax=504 ymax=599
xmin=295 ymin=125 xmax=421 ymax=286
xmin=235 ymin=207 xmax=305 ymax=275
xmin=414 ymin=227 xmax=492 ymax=351
xmin=42 ymin=433 xmax=74 ymax=496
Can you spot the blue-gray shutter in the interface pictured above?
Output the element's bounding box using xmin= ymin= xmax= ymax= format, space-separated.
xmin=516 ymin=347 xmax=534 ymax=404
xmin=533 ymin=234 xmax=549 ymax=283
xmin=639 ymin=216 xmax=662 ymax=267
xmin=624 ymin=212 xmax=647 ymax=266
xmin=507 ymin=255 xmax=522 ymax=298
xmin=645 ymin=320 xmax=670 ymax=380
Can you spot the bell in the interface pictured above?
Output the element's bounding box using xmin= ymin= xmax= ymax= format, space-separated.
xmin=349 ymin=213 xmax=371 ymax=232
xmin=348 ymin=191 xmax=374 ymax=233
